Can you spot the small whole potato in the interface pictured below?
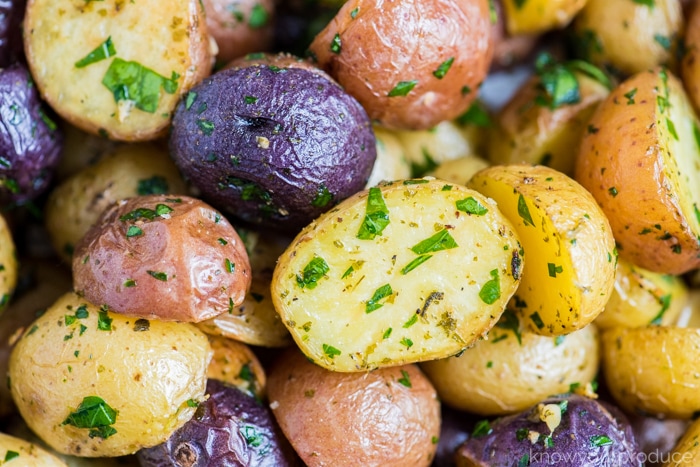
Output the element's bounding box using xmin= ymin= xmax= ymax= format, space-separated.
xmin=0 ymin=432 xmax=68 ymax=466
xmin=309 ymin=0 xmax=494 ymax=130
xmin=267 ymin=350 xmax=441 ymax=467
xmin=73 ymin=195 xmax=251 ymax=322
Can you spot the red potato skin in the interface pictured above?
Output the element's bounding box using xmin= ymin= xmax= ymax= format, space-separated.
xmin=309 ymin=0 xmax=493 ymax=130
xmin=72 ymin=195 xmax=251 ymax=322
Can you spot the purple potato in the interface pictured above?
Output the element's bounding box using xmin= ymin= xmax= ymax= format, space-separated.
xmin=455 ymin=395 xmax=642 ymax=467
xmin=169 ymin=63 xmax=376 ymax=233
xmin=137 ymin=379 xmax=294 ymax=467
xmin=0 ymin=0 xmax=25 ymax=67
xmin=0 ymin=63 xmax=62 ymax=206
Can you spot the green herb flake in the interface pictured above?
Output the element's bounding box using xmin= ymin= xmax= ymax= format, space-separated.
xmin=123 ymin=279 xmax=136 ymax=288
xmin=366 ymin=284 xmax=393 ymax=313
xmin=400 ymin=254 xmax=433 ymax=275
xmin=547 ymin=263 xmax=563 ymax=277
xmin=397 ymin=369 xmax=412 ymax=388
xmin=400 ymin=337 xmax=413 ymax=349
xmin=517 ymin=194 xmax=535 ymax=227
xmin=350 ymin=7 xmax=359 ymax=18
xmin=102 ymin=58 xmax=179 ymax=113
xmin=97 ymin=310 xmax=113 ymax=331
xmin=624 ymin=88 xmax=637 ymax=105
xmin=223 ymin=258 xmax=235 ymax=273
xmin=322 ymin=343 xmax=341 ymax=359
xmin=125 ymin=225 xmax=143 ymax=238
xmin=442 ymin=184 xmax=453 ymax=191
xmin=516 ymin=428 xmax=529 ymax=441
xmin=479 ymin=269 xmax=501 ymax=305
xmin=472 ymin=420 xmax=493 ymax=438
xmin=330 ymin=33 xmax=342 ymax=54
xmin=147 ymin=270 xmax=168 ymax=281
xmin=137 ymin=176 xmax=168 ymax=195
xmin=75 ymin=306 xmax=89 ymax=319
xmin=632 ymin=0 xmax=654 ymax=7
xmin=62 ymin=396 xmax=118 ymax=440
xmin=530 ymin=311 xmax=545 ymax=329
xmin=518 ymin=454 xmax=529 ymax=467
xmin=411 ymin=229 xmax=458 ymax=255
xmin=456 ymin=197 xmax=488 ymax=216
xmin=555 ymin=335 xmax=566 ymax=346
xmin=4 ymin=451 xmax=18 ymax=461
xmin=357 ymin=187 xmax=390 ymax=240
xmin=296 ymin=256 xmax=330 ymax=290
xmin=244 ymin=95 xmax=258 ymax=104
xmin=197 ymin=119 xmax=215 ymax=135
xmin=534 ymin=53 xmax=580 ymax=108
xmin=456 ymin=102 xmax=492 ymax=127
xmin=495 ymin=310 xmax=522 ymax=345
xmin=403 ymin=314 xmax=418 ymax=328
xmin=654 ymin=34 xmax=671 ymax=51
xmin=650 ymin=294 xmax=671 ymax=325
xmin=388 ymin=80 xmax=418 ymax=97
xmin=75 ymin=36 xmax=116 ymax=68
xmin=185 ymin=91 xmax=197 ymax=110
xmin=433 ymin=57 xmax=455 ymax=79
xmin=39 ymin=108 xmax=58 ymax=131
xmin=341 ymin=266 xmax=354 ymax=279
xmin=590 ymin=435 xmax=613 ymax=447
xmin=667 ymin=118 xmax=679 ymax=141
xmin=382 ymin=328 xmax=392 ymax=339
xmin=186 ymin=398 xmax=199 ymax=407
xmin=26 ymin=324 xmax=39 ymax=336
xmin=119 ymin=207 xmax=156 ymax=222
xmin=218 ymin=238 xmax=228 ymax=246
xmin=248 ymin=3 xmax=269 ymax=28
xmin=312 ymin=184 xmax=333 ymax=208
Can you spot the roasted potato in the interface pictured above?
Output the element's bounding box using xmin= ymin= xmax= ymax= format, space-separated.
xmin=206 ymin=335 xmax=266 ymax=400
xmin=272 ymin=178 xmax=523 ymax=371
xmin=682 ymin=2 xmax=700 ymax=114
xmin=500 ymin=0 xmax=587 ymax=35
xmin=267 ymin=349 xmax=440 ymax=467
xmin=365 ymin=126 xmax=411 ymax=187
xmin=73 ymin=195 xmax=251 ymax=323
xmin=575 ymin=69 xmax=700 ymax=274
xmin=489 ymin=0 xmax=539 ymax=69
xmin=0 ymin=213 xmax=17 ymax=316
xmin=309 ymin=0 xmax=494 ymax=130
xmin=24 ymin=0 xmax=212 ymax=141
xmin=665 ymin=418 xmax=700 ymax=466
xmin=469 ymin=164 xmax=616 ymax=335
xmin=9 ymin=292 xmax=212 ymax=457
xmin=0 ymin=432 xmax=68 ymax=466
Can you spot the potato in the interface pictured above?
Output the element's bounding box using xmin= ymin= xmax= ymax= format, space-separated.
xmin=0 ymin=213 xmax=17 ymax=316
xmin=574 ymin=0 xmax=682 ymax=76
xmin=682 ymin=2 xmax=700 ymax=115
xmin=308 ymin=0 xmax=493 ymax=130
xmin=0 ymin=432 xmax=67 ymax=466
xmin=675 ymin=290 xmax=700 ymax=328
xmin=469 ymin=164 xmax=616 ymax=335
xmin=455 ymin=395 xmax=641 ymax=466
xmin=489 ymin=65 xmax=611 ymax=177
xmin=9 ymin=292 xmax=212 ymax=457
xmin=72 ymin=195 xmax=251 ymax=323
xmin=575 ymin=69 xmax=700 ymax=274
xmin=55 ymin=124 xmax=119 ymax=182
xmin=45 ymin=143 xmax=188 ymax=263
xmin=420 ymin=313 xmax=599 ymax=416
xmin=267 ymin=350 xmax=440 ymax=467
xmin=24 ymin=0 xmax=212 ymax=141
xmin=169 ymin=63 xmax=376 ymax=233
xmin=427 ymin=156 xmax=490 ymax=187
xmin=489 ymin=0 xmax=539 ymax=69
xmin=206 ymin=335 xmax=266 ymax=400
xmin=500 ymin=0 xmax=587 ymax=35
xmin=202 ymin=0 xmax=274 ymax=64
xmin=365 ymin=126 xmax=411 ymax=188
xmin=595 ymin=258 xmax=688 ymax=329
xmin=453 ymin=100 xmax=493 ymax=157
xmin=196 ymin=228 xmax=293 ymax=347
xmin=665 ymin=418 xmax=700 ymax=466
xmin=138 ymin=379 xmax=294 ymax=466
xmin=272 ymin=179 xmax=523 ymax=371
xmin=601 ymin=326 xmax=700 ymax=419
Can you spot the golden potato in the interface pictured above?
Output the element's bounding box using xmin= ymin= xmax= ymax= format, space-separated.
xmin=206 ymin=335 xmax=266 ymax=400
xmin=575 ymin=69 xmax=700 ymax=274
xmin=0 ymin=432 xmax=67 ymax=466
xmin=0 ymin=213 xmax=17 ymax=316
xmin=421 ymin=313 xmax=599 ymax=416
xmin=682 ymin=2 xmax=700 ymax=114
xmin=469 ymin=164 xmax=616 ymax=335
xmin=55 ymin=124 xmax=118 ymax=181
xmin=365 ymin=126 xmax=411 ymax=188
xmin=601 ymin=326 xmax=700 ymax=419
xmin=501 ymin=0 xmax=586 ymax=35
xmin=267 ymin=349 xmax=440 ymax=467
xmin=427 ymin=156 xmax=490 ymax=187
xmin=9 ymin=292 xmax=212 ymax=456
xmin=676 ymin=290 xmax=700 ymax=328
xmin=489 ymin=0 xmax=539 ymax=69
xmin=665 ymin=418 xmax=700 ymax=466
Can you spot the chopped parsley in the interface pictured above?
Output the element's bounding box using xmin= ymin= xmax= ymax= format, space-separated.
xmin=530 ymin=311 xmax=545 ymax=329
xmin=410 ymin=229 xmax=458 ymax=254
xmin=432 ymin=57 xmax=454 ymax=79
xmin=322 ymin=343 xmax=341 ymax=359
xmin=517 ymin=194 xmax=535 ymax=227
xmin=137 ymin=176 xmax=169 ymax=195
xmin=312 ymin=184 xmax=333 ymax=208
xmin=97 ymin=309 xmax=113 ymax=331
xmin=62 ymin=396 xmax=118 ymax=439
xmin=456 ymin=197 xmax=488 ymax=216
xmin=590 ymin=435 xmax=613 ymax=447
xmin=125 ymin=225 xmax=143 ymax=238
xmin=330 ymin=33 xmax=342 ymax=54
xmin=397 ymin=370 xmax=412 ymax=387
xmin=400 ymin=337 xmax=413 ymax=349
xmin=357 ymin=187 xmax=390 ymax=240
xmin=472 ymin=420 xmax=493 ymax=438
xmin=224 ymin=258 xmax=235 ymax=273
xmin=479 ymin=269 xmax=500 ymax=305
xmin=547 ymin=263 xmax=563 ymax=277
xmin=388 ymin=80 xmax=418 ymax=97
xmin=147 ymin=270 xmax=168 ymax=281
xmin=102 ymin=58 xmax=179 ymax=113
xmin=495 ymin=310 xmax=522 ymax=345
xmin=248 ymin=3 xmax=269 ymax=28
xmin=365 ymin=284 xmax=393 ymax=313
xmin=296 ymin=256 xmax=329 ymax=290
xmin=75 ymin=36 xmax=116 ymax=68
xmin=400 ymin=254 xmax=432 ymax=275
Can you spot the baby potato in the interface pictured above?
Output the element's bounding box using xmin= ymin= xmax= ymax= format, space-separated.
xmin=469 ymin=165 xmax=616 ymax=335
xmin=0 ymin=213 xmax=17 ymax=315
xmin=601 ymin=326 xmax=700 ymax=419
xmin=420 ymin=313 xmax=599 ymax=416
xmin=272 ymin=179 xmax=523 ymax=372
xmin=666 ymin=418 xmax=700 ymax=466
xmin=365 ymin=126 xmax=411 ymax=188
xmin=595 ymin=258 xmax=688 ymax=329
xmin=309 ymin=0 xmax=493 ymax=130
xmin=490 ymin=0 xmax=539 ymax=69
xmin=676 ymin=290 xmax=700 ymax=328
xmin=55 ymin=124 xmax=119 ymax=181
xmin=72 ymin=195 xmax=251 ymax=323
xmin=427 ymin=156 xmax=490 ymax=187
xmin=501 ymin=0 xmax=586 ymax=35
xmin=682 ymin=2 xmax=700 ymax=114
xmin=575 ymin=69 xmax=700 ymax=274
xmin=206 ymin=335 xmax=266 ymax=400
xmin=24 ymin=0 xmax=212 ymax=141
xmin=267 ymin=350 xmax=440 ymax=467
xmin=9 ymin=292 xmax=212 ymax=457
xmin=574 ymin=0 xmax=682 ymax=76
xmin=0 ymin=432 xmax=67 ymax=466
xmin=45 ymin=143 xmax=188 ymax=263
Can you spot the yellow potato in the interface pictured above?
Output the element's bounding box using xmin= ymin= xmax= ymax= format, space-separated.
xmin=665 ymin=417 xmax=700 ymax=466
xmin=427 ymin=156 xmax=490 ymax=187
xmin=0 ymin=432 xmax=67 ymax=466
xmin=682 ymin=2 xmax=700 ymax=115
xmin=575 ymin=69 xmax=700 ymax=274
xmin=501 ymin=0 xmax=587 ymax=35
xmin=0 ymin=213 xmax=17 ymax=316
xmin=206 ymin=335 xmax=266 ymax=400
xmin=469 ymin=164 xmax=616 ymax=335
xmin=365 ymin=126 xmax=411 ymax=187
xmin=676 ymin=290 xmax=700 ymax=328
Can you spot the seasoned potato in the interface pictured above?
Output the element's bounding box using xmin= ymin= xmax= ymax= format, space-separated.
xmin=0 ymin=213 xmax=17 ymax=315
xmin=665 ymin=418 xmax=700 ymax=466
xmin=206 ymin=335 xmax=266 ymax=399
xmin=309 ymin=0 xmax=493 ymax=130
xmin=601 ymin=326 xmax=700 ymax=419
xmin=24 ymin=0 xmax=212 ymax=141
xmin=0 ymin=432 xmax=67 ymax=466
xmin=574 ymin=0 xmax=682 ymax=76
xmin=9 ymin=292 xmax=212 ymax=457
xmin=427 ymin=156 xmax=490 ymax=187
xmin=469 ymin=165 xmax=616 ymax=335
xmin=45 ymin=143 xmax=188 ymax=263
xmin=595 ymin=258 xmax=688 ymax=329
xmin=73 ymin=195 xmax=251 ymax=323
xmin=500 ymin=0 xmax=587 ymax=35
xmin=490 ymin=0 xmax=539 ymax=69
xmin=420 ymin=313 xmax=599 ymax=415
xmin=682 ymin=2 xmax=700 ymax=114
xmin=267 ymin=350 xmax=440 ymax=467
xmin=365 ymin=126 xmax=411 ymax=187
xmin=575 ymin=69 xmax=700 ymax=274
xmin=272 ymin=178 xmax=522 ymax=371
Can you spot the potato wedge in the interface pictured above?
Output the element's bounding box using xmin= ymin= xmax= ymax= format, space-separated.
xmin=501 ymin=0 xmax=586 ymax=35
xmin=575 ymin=69 xmax=700 ymax=274
xmin=272 ymin=179 xmax=523 ymax=372
xmin=601 ymin=326 xmax=700 ymax=419
xmin=469 ymin=164 xmax=616 ymax=335
xmin=24 ymin=0 xmax=212 ymax=141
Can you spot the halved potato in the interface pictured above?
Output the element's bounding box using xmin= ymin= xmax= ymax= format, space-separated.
xmin=469 ymin=164 xmax=616 ymax=335
xmin=272 ymin=178 xmax=523 ymax=372
xmin=501 ymin=0 xmax=587 ymax=35
xmin=575 ymin=69 xmax=700 ymax=274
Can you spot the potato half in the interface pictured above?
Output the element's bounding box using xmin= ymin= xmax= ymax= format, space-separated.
xmin=469 ymin=164 xmax=616 ymax=335
xmin=272 ymin=178 xmax=523 ymax=372
xmin=575 ymin=69 xmax=700 ymax=274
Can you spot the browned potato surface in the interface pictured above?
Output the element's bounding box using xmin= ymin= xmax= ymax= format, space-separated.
xmin=73 ymin=195 xmax=251 ymax=322
xmin=206 ymin=335 xmax=266 ymax=399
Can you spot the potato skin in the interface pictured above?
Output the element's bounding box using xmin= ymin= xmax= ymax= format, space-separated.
xmin=9 ymin=292 xmax=212 ymax=457
xmin=72 ymin=195 xmax=251 ymax=322
xmin=309 ymin=0 xmax=493 ymax=130
xmin=267 ymin=350 xmax=440 ymax=467
xmin=682 ymin=2 xmax=700 ymax=114
xmin=665 ymin=418 xmax=700 ymax=466
xmin=0 ymin=213 xmax=17 ymax=316
xmin=0 ymin=432 xmax=67 ymax=466
xmin=206 ymin=335 xmax=267 ymax=400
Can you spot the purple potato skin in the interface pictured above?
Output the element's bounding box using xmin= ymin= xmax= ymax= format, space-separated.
xmin=137 ymin=379 xmax=293 ymax=467
xmin=169 ymin=64 xmax=376 ymax=233
xmin=0 ymin=63 xmax=62 ymax=206
xmin=456 ymin=395 xmax=642 ymax=467
xmin=0 ymin=0 xmax=25 ymax=67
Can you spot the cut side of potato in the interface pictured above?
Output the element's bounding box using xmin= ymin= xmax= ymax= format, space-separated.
xmin=501 ymin=0 xmax=587 ymax=35
xmin=272 ymin=179 xmax=523 ymax=372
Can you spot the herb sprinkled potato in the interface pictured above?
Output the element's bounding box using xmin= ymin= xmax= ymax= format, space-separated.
xmin=501 ymin=0 xmax=587 ymax=35
xmin=272 ymin=178 xmax=523 ymax=371
xmin=0 ymin=432 xmax=68 ymax=466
